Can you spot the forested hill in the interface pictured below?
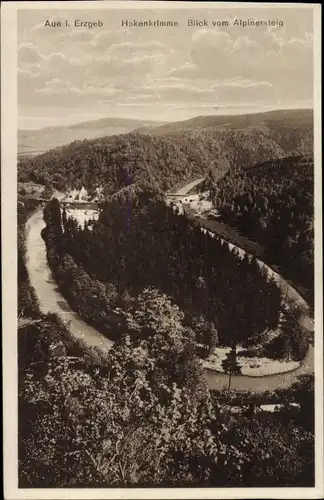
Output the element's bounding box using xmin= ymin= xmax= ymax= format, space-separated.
xmin=207 ymin=155 xmax=314 ymax=305
xmin=137 ymin=108 xmax=312 ymax=139
xmin=18 ymin=112 xmax=313 ymax=194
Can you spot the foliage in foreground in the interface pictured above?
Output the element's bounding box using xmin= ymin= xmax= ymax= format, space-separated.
xmin=19 ymin=293 xmax=314 ymax=488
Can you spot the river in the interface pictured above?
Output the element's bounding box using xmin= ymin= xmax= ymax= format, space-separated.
xmin=25 ymin=181 xmax=314 ymax=392
xmin=26 ymin=211 xmax=112 ymax=351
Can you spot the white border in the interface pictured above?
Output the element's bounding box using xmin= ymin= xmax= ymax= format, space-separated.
xmin=1 ymin=2 xmax=323 ymax=499
xmin=1 ymin=1 xmax=322 ymax=10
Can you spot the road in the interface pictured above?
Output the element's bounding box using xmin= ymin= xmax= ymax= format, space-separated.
xmin=172 ymin=178 xmax=204 ymax=195
xmin=25 ymin=180 xmax=313 ymax=392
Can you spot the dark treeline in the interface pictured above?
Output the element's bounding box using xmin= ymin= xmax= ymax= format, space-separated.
xmin=205 ymin=155 xmax=314 ymax=306
xmin=18 ymin=122 xmax=310 ymax=195
xmin=42 ymin=191 xmax=283 ymax=350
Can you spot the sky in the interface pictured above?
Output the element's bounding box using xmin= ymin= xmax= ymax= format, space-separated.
xmin=17 ymin=7 xmax=314 ymax=130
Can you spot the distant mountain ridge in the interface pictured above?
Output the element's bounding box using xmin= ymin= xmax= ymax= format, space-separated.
xmin=19 ymin=109 xmax=313 ymax=158
xmin=135 ymin=109 xmax=313 ymax=135
xmin=18 ymin=117 xmax=168 ymax=157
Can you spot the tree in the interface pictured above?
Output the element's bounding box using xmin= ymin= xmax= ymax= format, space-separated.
xmin=126 ymin=288 xmax=205 ymax=396
xmin=193 ymin=316 xmax=218 ymax=354
xmin=207 ymin=322 xmax=219 ymax=352
xmin=271 ymin=300 xmax=310 ymax=361
xmin=127 ymin=287 xmax=185 ymax=347
xmin=62 ymin=207 xmax=67 ymax=230
xmin=43 ymin=184 xmax=55 ymax=200
xmin=43 ymin=198 xmax=62 ymax=237
xmin=221 ymin=346 xmax=242 ymax=390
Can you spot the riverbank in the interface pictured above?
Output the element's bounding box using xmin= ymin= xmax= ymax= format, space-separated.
xmin=25 ymin=211 xmax=112 ymax=351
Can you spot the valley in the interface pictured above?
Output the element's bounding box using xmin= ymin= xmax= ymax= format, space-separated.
xmin=18 ymin=109 xmax=316 ymax=489
xmin=24 ymin=178 xmax=313 ymax=391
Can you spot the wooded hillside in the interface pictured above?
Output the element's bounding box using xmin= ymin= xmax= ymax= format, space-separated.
xmin=18 ymin=110 xmax=313 ymax=194
xmin=206 ymin=155 xmax=314 ymax=305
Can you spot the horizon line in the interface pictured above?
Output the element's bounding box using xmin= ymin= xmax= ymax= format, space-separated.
xmin=18 ymin=106 xmax=314 ymax=132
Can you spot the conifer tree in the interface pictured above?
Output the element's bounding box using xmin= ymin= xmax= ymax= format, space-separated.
xmin=221 ymin=346 xmax=242 ymax=390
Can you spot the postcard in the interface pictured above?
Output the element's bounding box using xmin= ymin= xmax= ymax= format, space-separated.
xmin=1 ymin=1 xmax=323 ymax=499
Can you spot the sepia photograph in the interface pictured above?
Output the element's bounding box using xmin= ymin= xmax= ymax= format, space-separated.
xmin=1 ymin=1 xmax=323 ymax=498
